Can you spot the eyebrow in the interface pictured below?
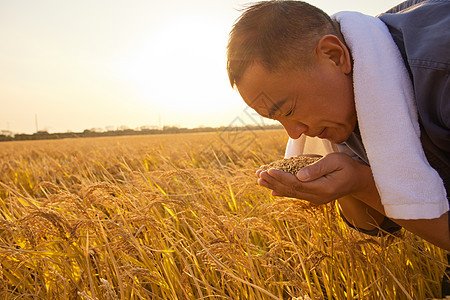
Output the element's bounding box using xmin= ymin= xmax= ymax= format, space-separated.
xmin=268 ymin=98 xmax=288 ymax=118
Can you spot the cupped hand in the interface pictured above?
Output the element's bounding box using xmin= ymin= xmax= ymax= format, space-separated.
xmin=256 ymin=153 xmax=372 ymax=205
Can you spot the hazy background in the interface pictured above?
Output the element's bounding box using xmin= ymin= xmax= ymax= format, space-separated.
xmin=1 ymin=0 xmax=402 ymax=134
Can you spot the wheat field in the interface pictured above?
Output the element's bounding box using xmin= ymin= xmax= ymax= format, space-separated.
xmin=0 ymin=129 xmax=447 ymax=299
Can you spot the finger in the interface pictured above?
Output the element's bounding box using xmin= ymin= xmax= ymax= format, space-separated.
xmin=267 ymin=168 xmax=301 ymax=185
xmin=262 ymin=169 xmax=306 ymax=198
xmin=261 ymin=171 xmax=327 ymax=200
xmin=265 ymin=166 xmax=329 ymax=193
xmin=257 ymin=176 xmax=294 ymax=197
xmin=256 ymin=169 xmax=263 ymax=177
xmin=266 ymin=168 xmax=327 ymax=194
xmin=257 ymin=173 xmax=284 ymax=191
xmin=258 ymin=170 xmax=279 ymax=188
xmin=271 ymin=182 xmax=324 ymax=200
xmin=296 ymin=155 xmax=341 ymax=181
xmin=257 ymin=176 xmax=271 ymax=188
xmin=257 ymin=171 xmax=296 ymax=198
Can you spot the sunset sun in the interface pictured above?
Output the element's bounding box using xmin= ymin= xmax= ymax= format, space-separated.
xmin=116 ymin=15 xmax=234 ymax=118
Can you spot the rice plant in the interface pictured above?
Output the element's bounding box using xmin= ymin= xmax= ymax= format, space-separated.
xmin=0 ymin=130 xmax=447 ymax=299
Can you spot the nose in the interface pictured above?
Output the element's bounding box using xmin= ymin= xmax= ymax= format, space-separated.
xmin=280 ymin=120 xmax=308 ymax=139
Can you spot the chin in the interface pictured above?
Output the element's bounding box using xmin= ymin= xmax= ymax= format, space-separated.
xmin=327 ymin=134 xmax=346 ymax=144
xmin=334 ymin=133 xmax=353 ymax=144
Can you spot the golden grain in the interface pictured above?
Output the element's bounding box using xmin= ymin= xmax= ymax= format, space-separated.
xmin=0 ymin=131 xmax=446 ymax=299
xmin=259 ymin=156 xmax=322 ymax=175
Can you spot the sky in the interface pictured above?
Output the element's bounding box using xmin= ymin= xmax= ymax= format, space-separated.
xmin=0 ymin=0 xmax=402 ymax=134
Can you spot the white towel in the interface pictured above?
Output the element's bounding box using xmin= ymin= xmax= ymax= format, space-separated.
xmin=287 ymin=11 xmax=448 ymax=220
xmin=285 ymin=135 xmax=338 ymax=158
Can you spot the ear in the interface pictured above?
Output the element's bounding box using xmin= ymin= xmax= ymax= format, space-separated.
xmin=315 ymin=35 xmax=352 ymax=75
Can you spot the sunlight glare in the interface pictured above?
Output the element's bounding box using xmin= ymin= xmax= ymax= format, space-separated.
xmin=116 ymin=15 xmax=231 ymax=116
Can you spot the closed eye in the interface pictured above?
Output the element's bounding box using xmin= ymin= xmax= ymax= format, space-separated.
xmin=285 ymin=102 xmax=296 ymax=117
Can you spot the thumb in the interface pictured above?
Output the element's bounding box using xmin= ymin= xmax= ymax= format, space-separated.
xmin=296 ymin=156 xmax=339 ymax=181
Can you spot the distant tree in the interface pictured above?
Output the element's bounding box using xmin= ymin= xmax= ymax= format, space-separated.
xmin=0 ymin=134 xmax=13 ymax=141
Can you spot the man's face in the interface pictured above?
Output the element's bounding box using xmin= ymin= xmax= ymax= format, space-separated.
xmin=236 ymin=61 xmax=356 ymax=144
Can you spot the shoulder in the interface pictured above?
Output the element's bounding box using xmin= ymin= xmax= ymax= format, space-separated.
xmin=381 ymin=0 xmax=450 ymax=14
xmin=379 ymin=1 xmax=450 ymax=165
xmin=378 ymin=0 xmax=450 ymax=70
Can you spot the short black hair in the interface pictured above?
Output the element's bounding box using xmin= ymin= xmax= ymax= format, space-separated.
xmin=227 ymin=0 xmax=337 ymax=87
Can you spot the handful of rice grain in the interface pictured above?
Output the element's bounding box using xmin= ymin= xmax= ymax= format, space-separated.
xmin=259 ymin=156 xmax=322 ymax=175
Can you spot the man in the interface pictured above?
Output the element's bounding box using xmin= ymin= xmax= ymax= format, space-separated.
xmin=227 ymin=0 xmax=449 ymax=252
